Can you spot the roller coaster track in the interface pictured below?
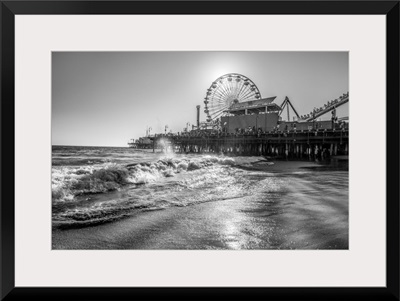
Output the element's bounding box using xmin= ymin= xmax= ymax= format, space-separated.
xmin=305 ymin=94 xmax=349 ymax=121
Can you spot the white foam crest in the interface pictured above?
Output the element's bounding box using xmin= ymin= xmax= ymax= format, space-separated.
xmin=52 ymin=156 xmax=238 ymax=202
xmin=52 ymin=163 xmax=131 ymax=202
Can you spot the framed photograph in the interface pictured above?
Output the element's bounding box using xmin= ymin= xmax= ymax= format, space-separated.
xmin=1 ymin=1 xmax=399 ymax=300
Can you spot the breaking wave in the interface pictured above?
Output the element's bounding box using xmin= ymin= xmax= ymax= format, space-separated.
xmin=50 ymin=155 xmax=279 ymax=229
xmin=51 ymin=149 xmax=290 ymax=230
xmin=52 ymin=156 xmax=236 ymax=203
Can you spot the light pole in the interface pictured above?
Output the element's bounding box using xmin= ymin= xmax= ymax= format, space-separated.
xmin=256 ymin=113 xmax=258 ymax=132
xmin=331 ymin=106 xmax=336 ymax=130
xmin=196 ymin=105 xmax=200 ymax=128
xmin=165 ymin=125 xmax=168 ymax=135
xmin=265 ymin=105 xmax=267 ymax=132
xmin=312 ymin=108 xmax=316 ymax=130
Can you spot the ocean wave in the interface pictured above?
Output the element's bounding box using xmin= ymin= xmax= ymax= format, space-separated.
xmin=52 ymin=167 xmax=253 ymax=229
xmin=52 ymin=155 xmax=283 ymax=229
xmin=52 ymin=156 xmax=236 ymax=203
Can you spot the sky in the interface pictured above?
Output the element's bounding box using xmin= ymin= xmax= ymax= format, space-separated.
xmin=52 ymin=52 xmax=348 ymax=147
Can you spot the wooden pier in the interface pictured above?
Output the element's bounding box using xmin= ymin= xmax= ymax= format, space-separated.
xmin=151 ymin=129 xmax=349 ymax=158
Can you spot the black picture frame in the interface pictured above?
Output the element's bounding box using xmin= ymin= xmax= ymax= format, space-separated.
xmin=1 ymin=1 xmax=399 ymax=300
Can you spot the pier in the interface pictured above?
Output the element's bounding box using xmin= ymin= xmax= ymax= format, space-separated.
xmin=151 ymin=128 xmax=348 ymax=158
xmin=128 ymin=73 xmax=349 ymax=159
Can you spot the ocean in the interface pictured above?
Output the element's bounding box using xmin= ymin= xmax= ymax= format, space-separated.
xmin=52 ymin=145 xmax=349 ymax=249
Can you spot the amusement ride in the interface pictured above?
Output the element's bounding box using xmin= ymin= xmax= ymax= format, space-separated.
xmin=203 ymin=73 xmax=262 ymax=123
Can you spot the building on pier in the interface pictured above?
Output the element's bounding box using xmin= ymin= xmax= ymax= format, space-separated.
xmin=128 ymin=136 xmax=153 ymax=149
xmin=221 ymin=97 xmax=282 ymax=133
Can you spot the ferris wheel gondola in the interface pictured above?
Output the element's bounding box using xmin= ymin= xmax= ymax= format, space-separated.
xmin=203 ymin=73 xmax=261 ymax=122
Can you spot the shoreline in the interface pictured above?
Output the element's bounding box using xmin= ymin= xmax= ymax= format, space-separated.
xmin=52 ymin=159 xmax=348 ymax=250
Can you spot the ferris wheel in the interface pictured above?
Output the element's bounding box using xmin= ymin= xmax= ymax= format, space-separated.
xmin=203 ymin=73 xmax=261 ymax=122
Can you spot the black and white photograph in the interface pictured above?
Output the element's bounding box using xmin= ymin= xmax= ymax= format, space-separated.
xmin=52 ymin=51 xmax=349 ymax=250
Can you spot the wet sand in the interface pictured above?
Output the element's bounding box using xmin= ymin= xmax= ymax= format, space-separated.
xmin=52 ymin=160 xmax=348 ymax=250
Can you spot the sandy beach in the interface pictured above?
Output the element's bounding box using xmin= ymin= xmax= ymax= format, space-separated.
xmin=52 ymin=159 xmax=348 ymax=250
